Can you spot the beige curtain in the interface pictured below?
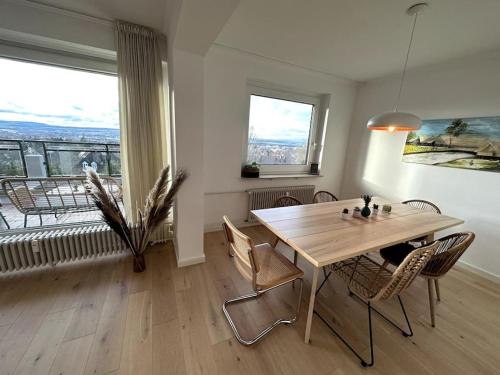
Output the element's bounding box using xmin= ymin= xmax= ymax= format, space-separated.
xmin=115 ymin=20 xmax=168 ymax=222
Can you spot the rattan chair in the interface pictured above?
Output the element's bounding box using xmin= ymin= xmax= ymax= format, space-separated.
xmin=402 ymin=199 xmax=441 ymax=245
xmin=403 ymin=199 xmax=442 ymax=214
xmin=313 ymin=191 xmax=338 ymax=203
xmin=222 ymin=216 xmax=304 ymax=345
xmin=271 ymin=195 xmax=303 ymax=266
xmin=273 ymin=195 xmax=303 ymax=208
xmin=380 ymin=231 xmax=475 ymax=327
xmin=316 ymin=242 xmax=438 ymax=367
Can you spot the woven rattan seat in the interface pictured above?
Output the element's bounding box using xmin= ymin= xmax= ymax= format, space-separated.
xmin=253 ymin=243 xmax=304 ymax=290
xmin=332 ymin=256 xmax=393 ymax=300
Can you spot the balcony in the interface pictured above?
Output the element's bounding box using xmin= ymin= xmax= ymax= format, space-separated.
xmin=0 ymin=139 xmax=121 ymax=230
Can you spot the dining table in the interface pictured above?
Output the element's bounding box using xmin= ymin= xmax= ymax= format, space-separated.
xmin=251 ymin=196 xmax=464 ymax=344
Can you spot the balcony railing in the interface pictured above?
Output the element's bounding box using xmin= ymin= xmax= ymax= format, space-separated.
xmin=0 ymin=139 xmax=121 ymax=178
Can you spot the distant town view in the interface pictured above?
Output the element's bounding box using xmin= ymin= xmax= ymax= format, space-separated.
xmin=0 ymin=58 xmax=119 ymax=178
xmin=247 ymin=138 xmax=308 ymax=165
xmin=0 ymin=121 xmax=120 ymax=177
xmin=247 ymin=94 xmax=313 ymax=165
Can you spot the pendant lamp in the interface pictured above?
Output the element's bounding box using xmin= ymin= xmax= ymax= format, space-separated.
xmin=367 ymin=2 xmax=428 ymax=132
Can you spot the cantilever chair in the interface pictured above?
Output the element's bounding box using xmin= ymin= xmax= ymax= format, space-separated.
xmin=316 ymin=242 xmax=438 ymax=367
xmin=313 ymin=191 xmax=338 ymax=203
xmin=222 ymin=215 xmax=304 ymax=345
xmin=380 ymin=231 xmax=475 ymax=327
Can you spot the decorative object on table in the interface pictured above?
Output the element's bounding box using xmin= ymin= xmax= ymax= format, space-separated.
xmin=310 ymin=162 xmax=319 ymax=175
xmin=402 ymin=116 xmax=500 ymax=173
xmin=372 ymin=204 xmax=379 ymax=215
xmin=87 ymin=166 xmax=187 ymax=273
xmin=366 ymin=3 xmax=428 ymax=132
xmin=353 ymin=206 xmax=361 ymax=218
xmin=382 ymin=204 xmax=392 ymax=214
xmin=241 ymin=162 xmax=260 ymax=178
xmin=361 ymin=195 xmax=372 ymax=218
xmin=341 ymin=208 xmax=349 ymax=219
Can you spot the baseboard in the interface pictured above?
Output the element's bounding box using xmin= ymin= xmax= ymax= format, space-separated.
xmin=176 ymin=254 xmax=206 ymax=268
xmin=456 ymin=260 xmax=500 ymax=284
xmin=204 ymin=220 xmax=260 ymax=233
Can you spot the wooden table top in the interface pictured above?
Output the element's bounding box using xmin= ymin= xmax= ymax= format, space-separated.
xmin=252 ymin=197 xmax=464 ymax=268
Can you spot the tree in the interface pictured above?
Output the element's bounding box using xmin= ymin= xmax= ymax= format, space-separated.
xmin=445 ymin=119 xmax=468 ymax=147
xmin=407 ymin=131 xmax=418 ymax=142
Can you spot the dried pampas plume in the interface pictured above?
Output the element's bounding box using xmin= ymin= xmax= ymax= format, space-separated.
xmin=86 ymin=167 xmax=187 ymax=264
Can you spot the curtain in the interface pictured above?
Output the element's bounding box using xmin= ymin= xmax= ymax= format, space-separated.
xmin=114 ymin=20 xmax=168 ymax=222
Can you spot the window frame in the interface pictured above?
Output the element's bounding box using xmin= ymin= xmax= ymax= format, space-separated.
xmin=244 ymin=83 xmax=322 ymax=175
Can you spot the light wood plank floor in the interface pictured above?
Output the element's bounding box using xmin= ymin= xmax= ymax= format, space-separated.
xmin=1 ymin=225 xmax=499 ymax=374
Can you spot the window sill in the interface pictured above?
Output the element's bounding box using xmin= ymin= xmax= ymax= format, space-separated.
xmin=241 ymin=174 xmax=323 ymax=180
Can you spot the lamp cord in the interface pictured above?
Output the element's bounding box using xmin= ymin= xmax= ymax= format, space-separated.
xmin=395 ymin=11 xmax=419 ymax=112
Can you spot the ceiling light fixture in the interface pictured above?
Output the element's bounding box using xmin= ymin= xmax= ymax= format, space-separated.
xmin=367 ymin=2 xmax=428 ymax=132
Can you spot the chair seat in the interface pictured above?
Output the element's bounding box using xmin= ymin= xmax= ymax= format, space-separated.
xmin=254 ymin=243 xmax=304 ymax=290
xmin=380 ymin=242 xmax=416 ymax=267
xmin=331 ymin=256 xmax=393 ymax=300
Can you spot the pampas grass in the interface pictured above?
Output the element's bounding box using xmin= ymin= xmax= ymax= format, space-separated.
xmin=86 ymin=166 xmax=187 ymax=271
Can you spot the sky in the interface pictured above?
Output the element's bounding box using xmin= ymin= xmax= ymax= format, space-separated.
xmin=417 ymin=117 xmax=500 ymax=139
xmin=0 ymin=58 xmax=119 ymax=129
xmin=248 ymin=95 xmax=313 ymax=143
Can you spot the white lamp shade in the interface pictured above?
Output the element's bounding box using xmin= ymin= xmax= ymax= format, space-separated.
xmin=367 ymin=111 xmax=422 ymax=131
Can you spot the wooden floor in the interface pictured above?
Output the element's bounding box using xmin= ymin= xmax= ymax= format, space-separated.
xmin=1 ymin=226 xmax=499 ymax=375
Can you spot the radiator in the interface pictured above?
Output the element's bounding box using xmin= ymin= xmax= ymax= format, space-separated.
xmin=0 ymin=223 xmax=172 ymax=273
xmin=247 ymin=185 xmax=315 ymax=222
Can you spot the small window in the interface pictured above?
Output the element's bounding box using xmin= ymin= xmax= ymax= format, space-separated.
xmin=245 ymin=84 xmax=323 ymax=174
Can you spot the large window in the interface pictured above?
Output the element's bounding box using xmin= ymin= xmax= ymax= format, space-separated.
xmin=246 ymin=84 xmax=322 ymax=174
xmin=0 ymin=57 xmax=120 ymax=230
xmin=0 ymin=58 xmax=119 ymax=178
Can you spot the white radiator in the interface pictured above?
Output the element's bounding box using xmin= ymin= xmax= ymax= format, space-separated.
xmin=247 ymin=185 xmax=315 ymax=222
xmin=0 ymin=223 xmax=172 ymax=273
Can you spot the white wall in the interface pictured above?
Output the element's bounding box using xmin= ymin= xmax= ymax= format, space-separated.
xmin=203 ymin=45 xmax=358 ymax=231
xmin=169 ymin=48 xmax=207 ymax=266
xmin=341 ymin=49 xmax=500 ymax=280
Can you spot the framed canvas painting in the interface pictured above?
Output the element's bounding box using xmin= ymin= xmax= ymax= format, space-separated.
xmin=402 ymin=116 xmax=500 ymax=172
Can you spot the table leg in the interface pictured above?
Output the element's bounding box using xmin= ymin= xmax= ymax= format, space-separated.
xmin=304 ymin=266 xmax=320 ymax=344
xmin=426 ymin=233 xmax=435 ymax=243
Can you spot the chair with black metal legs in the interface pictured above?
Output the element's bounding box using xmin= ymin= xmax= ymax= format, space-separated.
xmin=315 ymin=242 xmax=438 ymax=367
xmin=221 ymin=215 xmax=304 ymax=345
xmin=271 ymin=195 xmax=303 ymax=266
xmin=402 ymin=199 xmax=441 ymax=245
xmin=313 ymin=191 xmax=338 ymax=203
xmin=380 ymin=231 xmax=475 ymax=327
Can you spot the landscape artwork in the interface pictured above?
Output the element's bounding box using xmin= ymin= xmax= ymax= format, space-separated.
xmin=402 ymin=116 xmax=500 ymax=172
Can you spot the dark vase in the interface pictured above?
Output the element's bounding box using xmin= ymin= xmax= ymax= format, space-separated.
xmin=361 ymin=205 xmax=371 ymax=218
xmin=133 ymin=253 xmax=146 ymax=273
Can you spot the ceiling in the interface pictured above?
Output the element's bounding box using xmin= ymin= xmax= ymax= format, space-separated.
xmin=216 ymin=0 xmax=500 ymax=81
xmin=30 ymin=0 xmax=168 ymax=30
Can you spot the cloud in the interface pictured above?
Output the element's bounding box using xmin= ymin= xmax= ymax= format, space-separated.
xmin=0 ymin=58 xmax=119 ymax=129
xmin=249 ymin=95 xmax=313 ymax=143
